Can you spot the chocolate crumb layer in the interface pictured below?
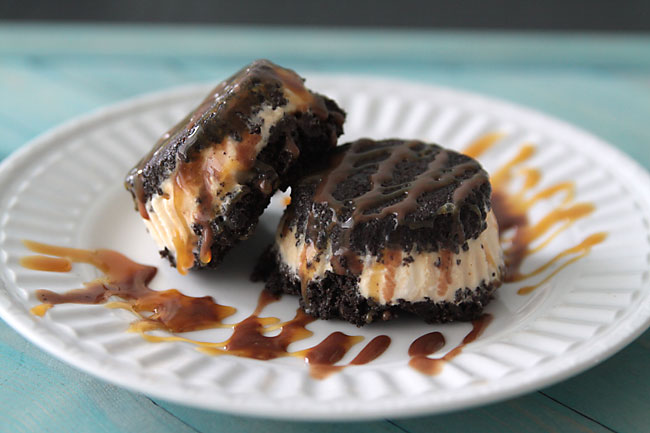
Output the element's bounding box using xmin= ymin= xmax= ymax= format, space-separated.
xmin=253 ymin=247 xmax=501 ymax=326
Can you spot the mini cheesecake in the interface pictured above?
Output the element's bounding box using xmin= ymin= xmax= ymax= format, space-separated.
xmin=255 ymin=139 xmax=504 ymax=326
xmin=125 ymin=60 xmax=345 ymax=274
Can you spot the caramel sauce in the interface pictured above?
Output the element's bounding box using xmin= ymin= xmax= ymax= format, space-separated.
xmin=20 ymin=255 xmax=72 ymax=273
xmin=199 ymin=309 xmax=316 ymax=360
xmin=516 ymin=232 xmax=607 ymax=295
xmin=350 ymin=335 xmax=392 ymax=365
xmin=463 ymin=137 xmax=607 ymax=295
xmin=133 ymin=175 xmax=150 ymax=220
xmin=304 ymin=332 xmax=360 ymax=362
xmin=437 ymin=250 xmax=454 ymax=297
xmin=22 ymin=240 xmax=385 ymax=379
xmin=313 ymin=140 xmax=487 ymax=224
xmin=382 ymin=249 xmax=401 ymax=301
xmin=297 ymin=241 xmax=320 ymax=301
xmin=283 ymin=196 xmax=292 ymax=207
xmin=409 ymin=314 xmax=492 ymax=375
xmin=24 ymin=240 xmax=236 ymax=333
xmin=307 ymin=335 xmax=392 ymax=379
xmin=408 ymin=332 xmax=446 ymax=357
xmin=461 ymin=132 xmax=504 ymax=159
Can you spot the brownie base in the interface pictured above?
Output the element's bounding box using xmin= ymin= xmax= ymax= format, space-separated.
xmin=252 ymin=247 xmax=501 ymax=327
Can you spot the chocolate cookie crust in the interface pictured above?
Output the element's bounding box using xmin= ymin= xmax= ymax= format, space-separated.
xmin=288 ymin=139 xmax=492 ymax=260
xmin=254 ymin=246 xmax=500 ymax=326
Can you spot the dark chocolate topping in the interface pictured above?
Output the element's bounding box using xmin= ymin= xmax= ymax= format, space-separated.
xmin=125 ymin=59 xmax=337 ymax=207
xmin=287 ymin=139 xmax=492 ymax=266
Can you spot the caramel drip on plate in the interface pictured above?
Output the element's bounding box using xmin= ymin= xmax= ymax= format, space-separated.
xmin=461 ymin=132 xmax=504 ymax=159
xmin=516 ymin=233 xmax=607 ymax=295
xmin=408 ymin=332 xmax=446 ymax=357
xmin=22 ymin=241 xmax=388 ymax=379
xmin=350 ymin=335 xmax=392 ymax=365
xmin=306 ymin=335 xmax=392 ymax=380
xmin=463 ymin=135 xmax=607 ymax=295
xmin=20 ymin=255 xmax=72 ymax=273
xmin=409 ymin=314 xmax=492 ymax=375
xmin=23 ymin=240 xmax=236 ymax=333
xmin=304 ymin=333 xmax=360 ymax=363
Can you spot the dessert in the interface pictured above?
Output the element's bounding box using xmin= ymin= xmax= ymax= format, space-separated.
xmin=125 ymin=60 xmax=345 ymax=273
xmin=255 ymin=138 xmax=504 ymax=326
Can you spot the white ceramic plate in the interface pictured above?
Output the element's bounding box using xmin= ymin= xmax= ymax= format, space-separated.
xmin=0 ymin=76 xmax=649 ymax=420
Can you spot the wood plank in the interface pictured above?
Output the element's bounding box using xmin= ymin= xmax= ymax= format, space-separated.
xmin=36 ymin=57 xmax=192 ymax=99
xmin=391 ymin=392 xmax=615 ymax=433
xmin=0 ymin=315 xmax=402 ymax=433
xmin=0 ymin=319 xmax=199 ymax=433
xmin=0 ymin=23 xmax=649 ymax=69
xmin=542 ymin=328 xmax=650 ymax=433
xmin=152 ymin=400 xmax=404 ymax=433
xmin=0 ymin=59 xmax=109 ymax=136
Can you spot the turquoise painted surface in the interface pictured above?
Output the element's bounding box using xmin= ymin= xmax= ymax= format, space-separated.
xmin=0 ymin=23 xmax=648 ymax=432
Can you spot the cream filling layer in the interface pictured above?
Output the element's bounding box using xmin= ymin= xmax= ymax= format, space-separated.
xmin=276 ymin=210 xmax=503 ymax=304
xmin=142 ymin=97 xmax=301 ymax=266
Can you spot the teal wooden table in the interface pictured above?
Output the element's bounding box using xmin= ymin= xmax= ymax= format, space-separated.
xmin=1 ymin=24 xmax=649 ymax=433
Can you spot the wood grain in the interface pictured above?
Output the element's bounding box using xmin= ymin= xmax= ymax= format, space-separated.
xmin=0 ymin=319 xmax=198 ymax=433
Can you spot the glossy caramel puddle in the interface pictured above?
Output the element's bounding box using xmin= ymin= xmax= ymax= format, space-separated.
xmin=23 ymin=132 xmax=607 ymax=379
xmin=23 ymin=240 xmax=388 ymax=379
xmin=408 ymin=314 xmax=493 ymax=375
xmin=24 ymin=240 xmax=236 ymax=332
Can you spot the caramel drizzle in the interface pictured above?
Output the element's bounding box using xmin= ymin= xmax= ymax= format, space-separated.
xmin=314 ymin=139 xmax=487 ymax=224
xmin=21 ymin=255 xmax=71 ymax=273
xmin=308 ymin=335 xmax=392 ymax=380
xmin=408 ymin=314 xmax=492 ymax=375
xmin=461 ymin=132 xmax=504 ymax=159
xmin=462 ymin=135 xmax=607 ymax=295
xmin=23 ymin=240 xmax=389 ymax=380
xmin=382 ymin=250 xmax=401 ymax=301
xmin=24 ymin=240 xmax=236 ymax=333
xmin=308 ymin=139 xmax=488 ymax=279
xmin=408 ymin=133 xmax=608 ymax=376
xmin=170 ymin=134 xmax=262 ymax=273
